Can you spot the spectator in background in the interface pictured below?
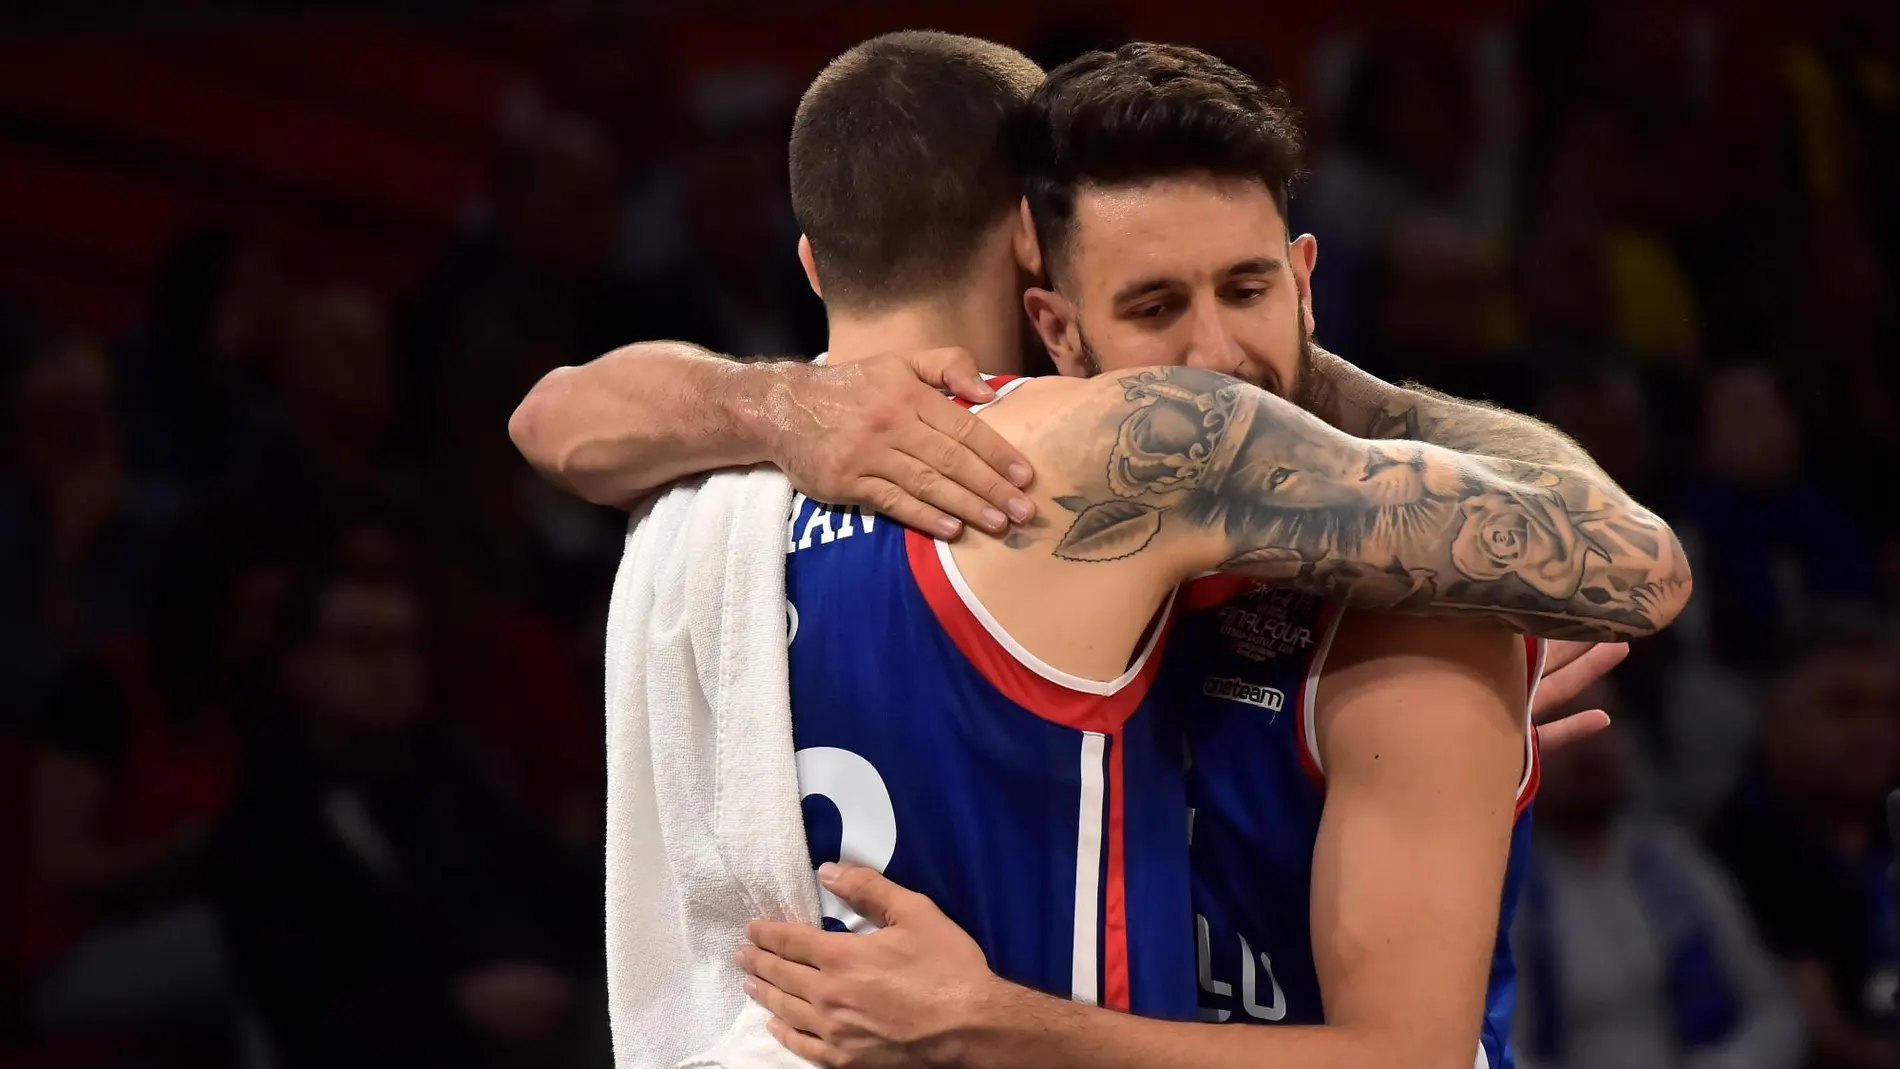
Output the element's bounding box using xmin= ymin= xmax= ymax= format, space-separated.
xmin=539 ymin=12 xmax=693 ymax=284
xmin=413 ymin=112 xmax=711 ymax=390
xmin=1780 ymin=216 xmax=1900 ymax=538
xmin=319 ymin=500 xmax=603 ymax=856
xmin=1673 ymin=365 xmax=1876 ymax=666
xmin=1707 ymin=610 xmax=1900 ymax=1069
xmin=122 ymin=229 xmax=286 ymax=487
xmin=1535 ymin=360 xmax=1668 ymax=515
xmin=238 ymin=287 xmax=412 ymax=523
xmin=1300 ymin=34 xmax=1486 ymax=366
xmin=675 ymin=103 xmax=825 ymax=359
xmin=0 ymin=335 xmax=181 ymax=717
xmin=425 ymin=281 xmax=620 ymax=627
xmin=1366 ymin=214 xmax=1532 ymax=411
xmin=1514 ymin=185 xmax=1702 ymax=415
xmin=210 ymin=564 xmax=603 ymax=1069
xmin=1516 ymin=1 xmax=1713 ymax=398
xmin=1304 ymin=35 xmax=1481 ymax=253
xmin=1513 ymin=682 xmax=1803 ymax=1069
xmin=1781 ymin=0 xmax=1900 ymax=276
xmin=22 ymin=500 xmax=303 ymax=1057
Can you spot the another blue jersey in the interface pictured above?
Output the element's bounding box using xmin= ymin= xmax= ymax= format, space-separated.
xmin=1165 ymin=574 xmax=1544 ymax=1068
xmin=783 ymin=467 xmax=1199 ymax=1018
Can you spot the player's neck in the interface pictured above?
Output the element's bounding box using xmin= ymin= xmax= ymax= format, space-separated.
xmin=825 ymin=299 xmax=1023 ymax=375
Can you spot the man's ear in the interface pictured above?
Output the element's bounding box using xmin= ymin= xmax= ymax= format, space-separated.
xmin=1024 ymin=286 xmax=1088 ymax=377
xmin=798 ymin=234 xmax=822 ymax=298
xmin=1290 ymin=232 xmax=1318 ymax=336
xmin=1015 ymin=197 xmax=1044 ymax=279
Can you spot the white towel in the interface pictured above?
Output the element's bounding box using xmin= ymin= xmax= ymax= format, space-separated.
xmin=603 ymin=464 xmax=824 ymax=1069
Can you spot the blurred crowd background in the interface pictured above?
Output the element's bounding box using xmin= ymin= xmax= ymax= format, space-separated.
xmin=0 ymin=2 xmax=1895 ymax=1068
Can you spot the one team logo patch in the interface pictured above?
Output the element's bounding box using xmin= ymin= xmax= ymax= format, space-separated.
xmin=1201 ymin=676 xmax=1285 ymax=713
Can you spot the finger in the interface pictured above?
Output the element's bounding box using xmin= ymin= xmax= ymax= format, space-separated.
xmin=1537 ymin=709 xmax=1612 ymax=752
xmin=920 ymin=395 xmax=1036 ymax=491
xmin=766 ymin=1015 xmax=834 ymax=1066
xmin=819 ymin=862 xmax=935 ymax=929
xmin=736 ymin=943 xmax=823 ymax=1003
xmin=1534 ymin=643 xmax=1629 ymax=717
xmin=748 ymin=919 xmax=840 ymax=969
xmin=851 ymin=476 xmax=963 ymax=541
xmin=900 ymin=417 xmax=1036 ymax=528
xmin=901 ymin=347 xmax=995 ymax=403
xmin=1541 ymin=639 xmax=1596 ymax=674
xmin=876 ymin=450 xmax=1012 ymax=537
xmin=745 ymin=975 xmax=824 ymax=1039
xmin=940 ymin=359 xmax=998 ymax=406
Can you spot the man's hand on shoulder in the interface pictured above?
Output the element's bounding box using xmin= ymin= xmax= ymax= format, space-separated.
xmin=763 ymin=349 xmax=1038 ymax=539
xmin=508 ymin=340 xmax=1039 ymax=534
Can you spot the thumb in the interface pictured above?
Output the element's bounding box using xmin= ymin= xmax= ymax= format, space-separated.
xmin=907 ymin=348 xmax=994 ymax=404
xmin=819 ymin=863 xmax=926 ymax=927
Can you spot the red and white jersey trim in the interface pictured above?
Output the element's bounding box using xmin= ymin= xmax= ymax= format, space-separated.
xmin=904 ymin=529 xmax=1175 ymax=735
xmin=965 ymin=374 xmax=1030 ymax=413
xmin=918 ymin=368 xmax=1144 ymax=1009
xmin=909 ymin=370 xmax=1173 ymax=735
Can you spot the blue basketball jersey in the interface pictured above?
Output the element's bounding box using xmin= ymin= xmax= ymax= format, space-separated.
xmin=783 ymin=379 xmax=1198 ymax=1018
xmin=1165 ymin=574 xmax=1545 ymax=1068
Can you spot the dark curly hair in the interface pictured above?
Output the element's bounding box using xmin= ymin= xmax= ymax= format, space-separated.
xmin=1022 ymin=42 xmax=1304 ymax=280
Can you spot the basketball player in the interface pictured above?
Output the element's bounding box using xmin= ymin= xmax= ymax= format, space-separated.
xmin=511 ymin=32 xmax=1685 ymax=1067
xmin=736 ymin=41 xmax=1685 ymax=1069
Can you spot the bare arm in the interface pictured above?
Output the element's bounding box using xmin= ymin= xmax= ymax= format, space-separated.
xmin=993 ymin=368 xmax=1691 ymax=640
xmin=1307 ymin=345 xmax=1605 ymax=471
xmin=507 ymin=342 xmax=1035 ymax=535
xmin=1305 ymin=348 xmax=1701 ymax=636
xmin=507 ymin=341 xmax=789 ymax=507
xmin=1675 ymin=838 xmax=1804 ymax=1069
xmin=743 ymin=616 xmax=1527 ymax=1069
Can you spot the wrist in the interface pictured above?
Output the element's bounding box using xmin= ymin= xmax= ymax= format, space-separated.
xmin=722 ymin=359 xmax=814 ymax=469
xmin=930 ymin=977 xmax=1045 ymax=1069
xmin=1306 ymin=347 xmax=1392 ymax=437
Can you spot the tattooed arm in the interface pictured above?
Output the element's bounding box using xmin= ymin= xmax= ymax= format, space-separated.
xmin=1307 ymin=345 xmax=1606 ymax=472
xmin=1004 ymin=367 xmax=1690 ymax=641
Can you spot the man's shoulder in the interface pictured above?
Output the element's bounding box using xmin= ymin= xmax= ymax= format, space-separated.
xmin=968 ymin=373 xmax=1095 ymax=416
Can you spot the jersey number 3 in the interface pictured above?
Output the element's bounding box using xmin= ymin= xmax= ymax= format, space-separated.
xmin=795 ymin=746 xmax=897 ymax=933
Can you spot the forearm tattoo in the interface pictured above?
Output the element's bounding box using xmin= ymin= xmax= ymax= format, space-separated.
xmin=1039 ymin=368 xmax=1690 ymax=641
xmin=1361 ymin=391 xmax=1605 ymax=475
xmin=1309 ymin=345 xmax=1604 ymax=472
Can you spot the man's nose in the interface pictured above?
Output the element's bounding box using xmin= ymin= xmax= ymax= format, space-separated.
xmin=1183 ymin=301 xmax=1246 ymax=377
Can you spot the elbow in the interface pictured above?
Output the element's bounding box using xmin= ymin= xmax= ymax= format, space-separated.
xmin=1621 ymin=521 xmax=1694 ymax=638
xmin=507 ymin=366 xmax=573 ymax=469
xmin=1651 ymin=531 xmax=1695 ymax=632
xmin=509 ymin=365 xmax=609 ymax=503
xmin=1565 ymin=524 xmax=1692 ymax=642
